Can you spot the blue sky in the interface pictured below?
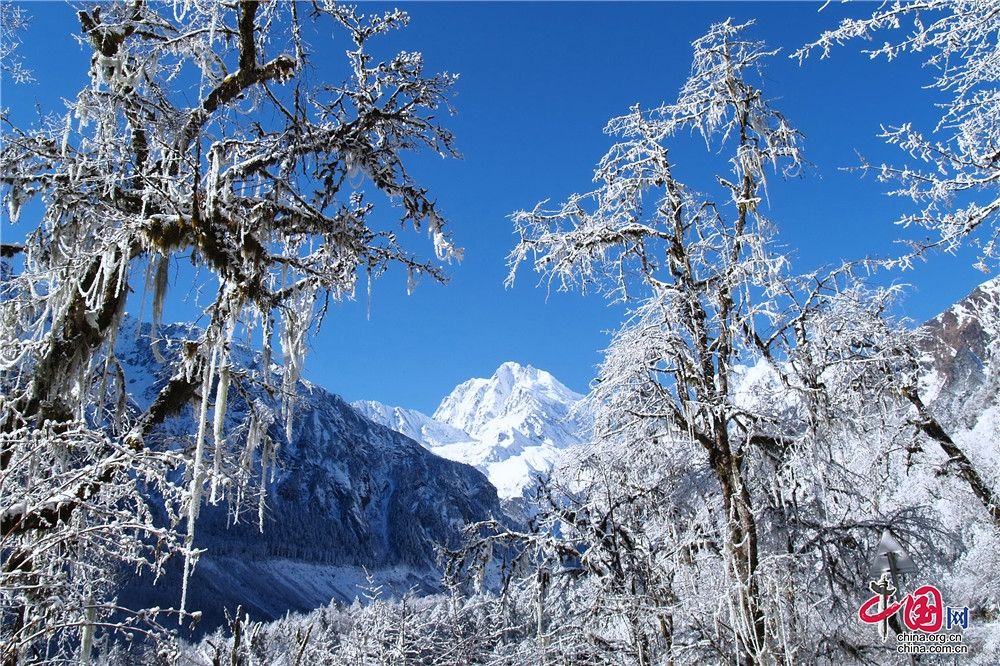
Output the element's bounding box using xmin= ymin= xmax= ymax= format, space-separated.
xmin=3 ymin=2 xmax=989 ymax=414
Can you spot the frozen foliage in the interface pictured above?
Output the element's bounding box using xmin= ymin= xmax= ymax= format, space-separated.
xmin=0 ymin=3 xmax=32 ymax=84
xmin=0 ymin=1 xmax=459 ymax=661
xmin=504 ymin=20 xmax=817 ymax=663
xmin=797 ymin=1 xmax=1000 ymax=270
xmin=484 ymin=20 xmax=1000 ymax=664
xmin=176 ymin=585 xmax=524 ymax=666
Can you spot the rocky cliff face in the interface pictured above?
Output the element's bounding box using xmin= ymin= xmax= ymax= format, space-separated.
xmin=919 ymin=277 xmax=1000 ymax=428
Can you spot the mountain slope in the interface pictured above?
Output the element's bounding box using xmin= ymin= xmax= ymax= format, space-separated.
xmin=115 ymin=323 xmax=504 ymax=632
xmin=916 ymin=277 xmax=1000 ymax=514
xmin=920 ymin=277 xmax=1000 ymax=424
xmin=356 ymin=362 xmax=591 ymax=499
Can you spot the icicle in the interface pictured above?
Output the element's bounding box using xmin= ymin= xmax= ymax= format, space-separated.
xmin=151 ymin=254 xmax=169 ymax=363
xmin=283 ymin=401 xmax=294 ymax=463
xmin=208 ymin=8 xmax=218 ymax=43
xmin=208 ymin=317 xmax=237 ymax=505
xmin=209 ymin=364 xmax=230 ymax=504
xmin=406 ymin=266 xmax=415 ymax=296
xmin=136 ymin=258 xmax=155 ymax=338
xmin=261 ymin=312 xmax=273 ymax=379
xmin=180 ymin=346 xmax=218 ymax=620
xmin=61 ymin=112 xmax=72 ymax=156
xmin=113 ymin=240 xmax=129 ymax=297
xmin=268 ymin=432 xmax=279 ymax=484
xmin=206 ymin=144 xmax=221 ymax=211
xmin=75 ymin=104 xmax=89 ymax=131
xmin=7 ymin=185 xmax=23 ymax=224
xmin=114 ymin=362 xmax=127 ymax=430
xmin=279 ymin=288 xmax=313 ymax=443
xmin=96 ymin=290 xmax=127 ymax=421
xmin=173 ymin=0 xmax=189 ymax=23
xmin=428 ymin=212 xmax=462 ymax=263
xmin=80 ymin=247 xmax=114 ymax=309
xmin=346 ymin=151 xmax=359 ymax=180
xmin=258 ymin=435 xmax=271 ymax=532
xmin=234 ymin=409 xmax=260 ymax=523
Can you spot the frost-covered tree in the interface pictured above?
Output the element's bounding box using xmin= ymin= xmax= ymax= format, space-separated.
xmin=178 ymin=588 xmax=519 ymax=666
xmin=502 ymin=20 xmax=949 ymax=664
xmin=0 ymin=1 xmax=459 ymax=661
xmin=796 ymin=1 xmax=1000 ymax=271
xmin=506 ymin=21 xmax=805 ymax=663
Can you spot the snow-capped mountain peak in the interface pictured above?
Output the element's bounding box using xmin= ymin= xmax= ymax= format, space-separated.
xmin=433 ymin=361 xmax=584 ymax=437
xmin=356 ymin=362 xmax=591 ymax=500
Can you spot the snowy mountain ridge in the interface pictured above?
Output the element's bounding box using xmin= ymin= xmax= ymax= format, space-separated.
xmin=350 ymin=400 xmax=474 ymax=450
xmin=354 ymin=361 xmax=592 ymax=499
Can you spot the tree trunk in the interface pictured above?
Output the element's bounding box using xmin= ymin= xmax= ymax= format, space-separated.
xmin=713 ymin=445 xmax=767 ymax=665
xmin=903 ymin=387 xmax=1000 ymax=530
